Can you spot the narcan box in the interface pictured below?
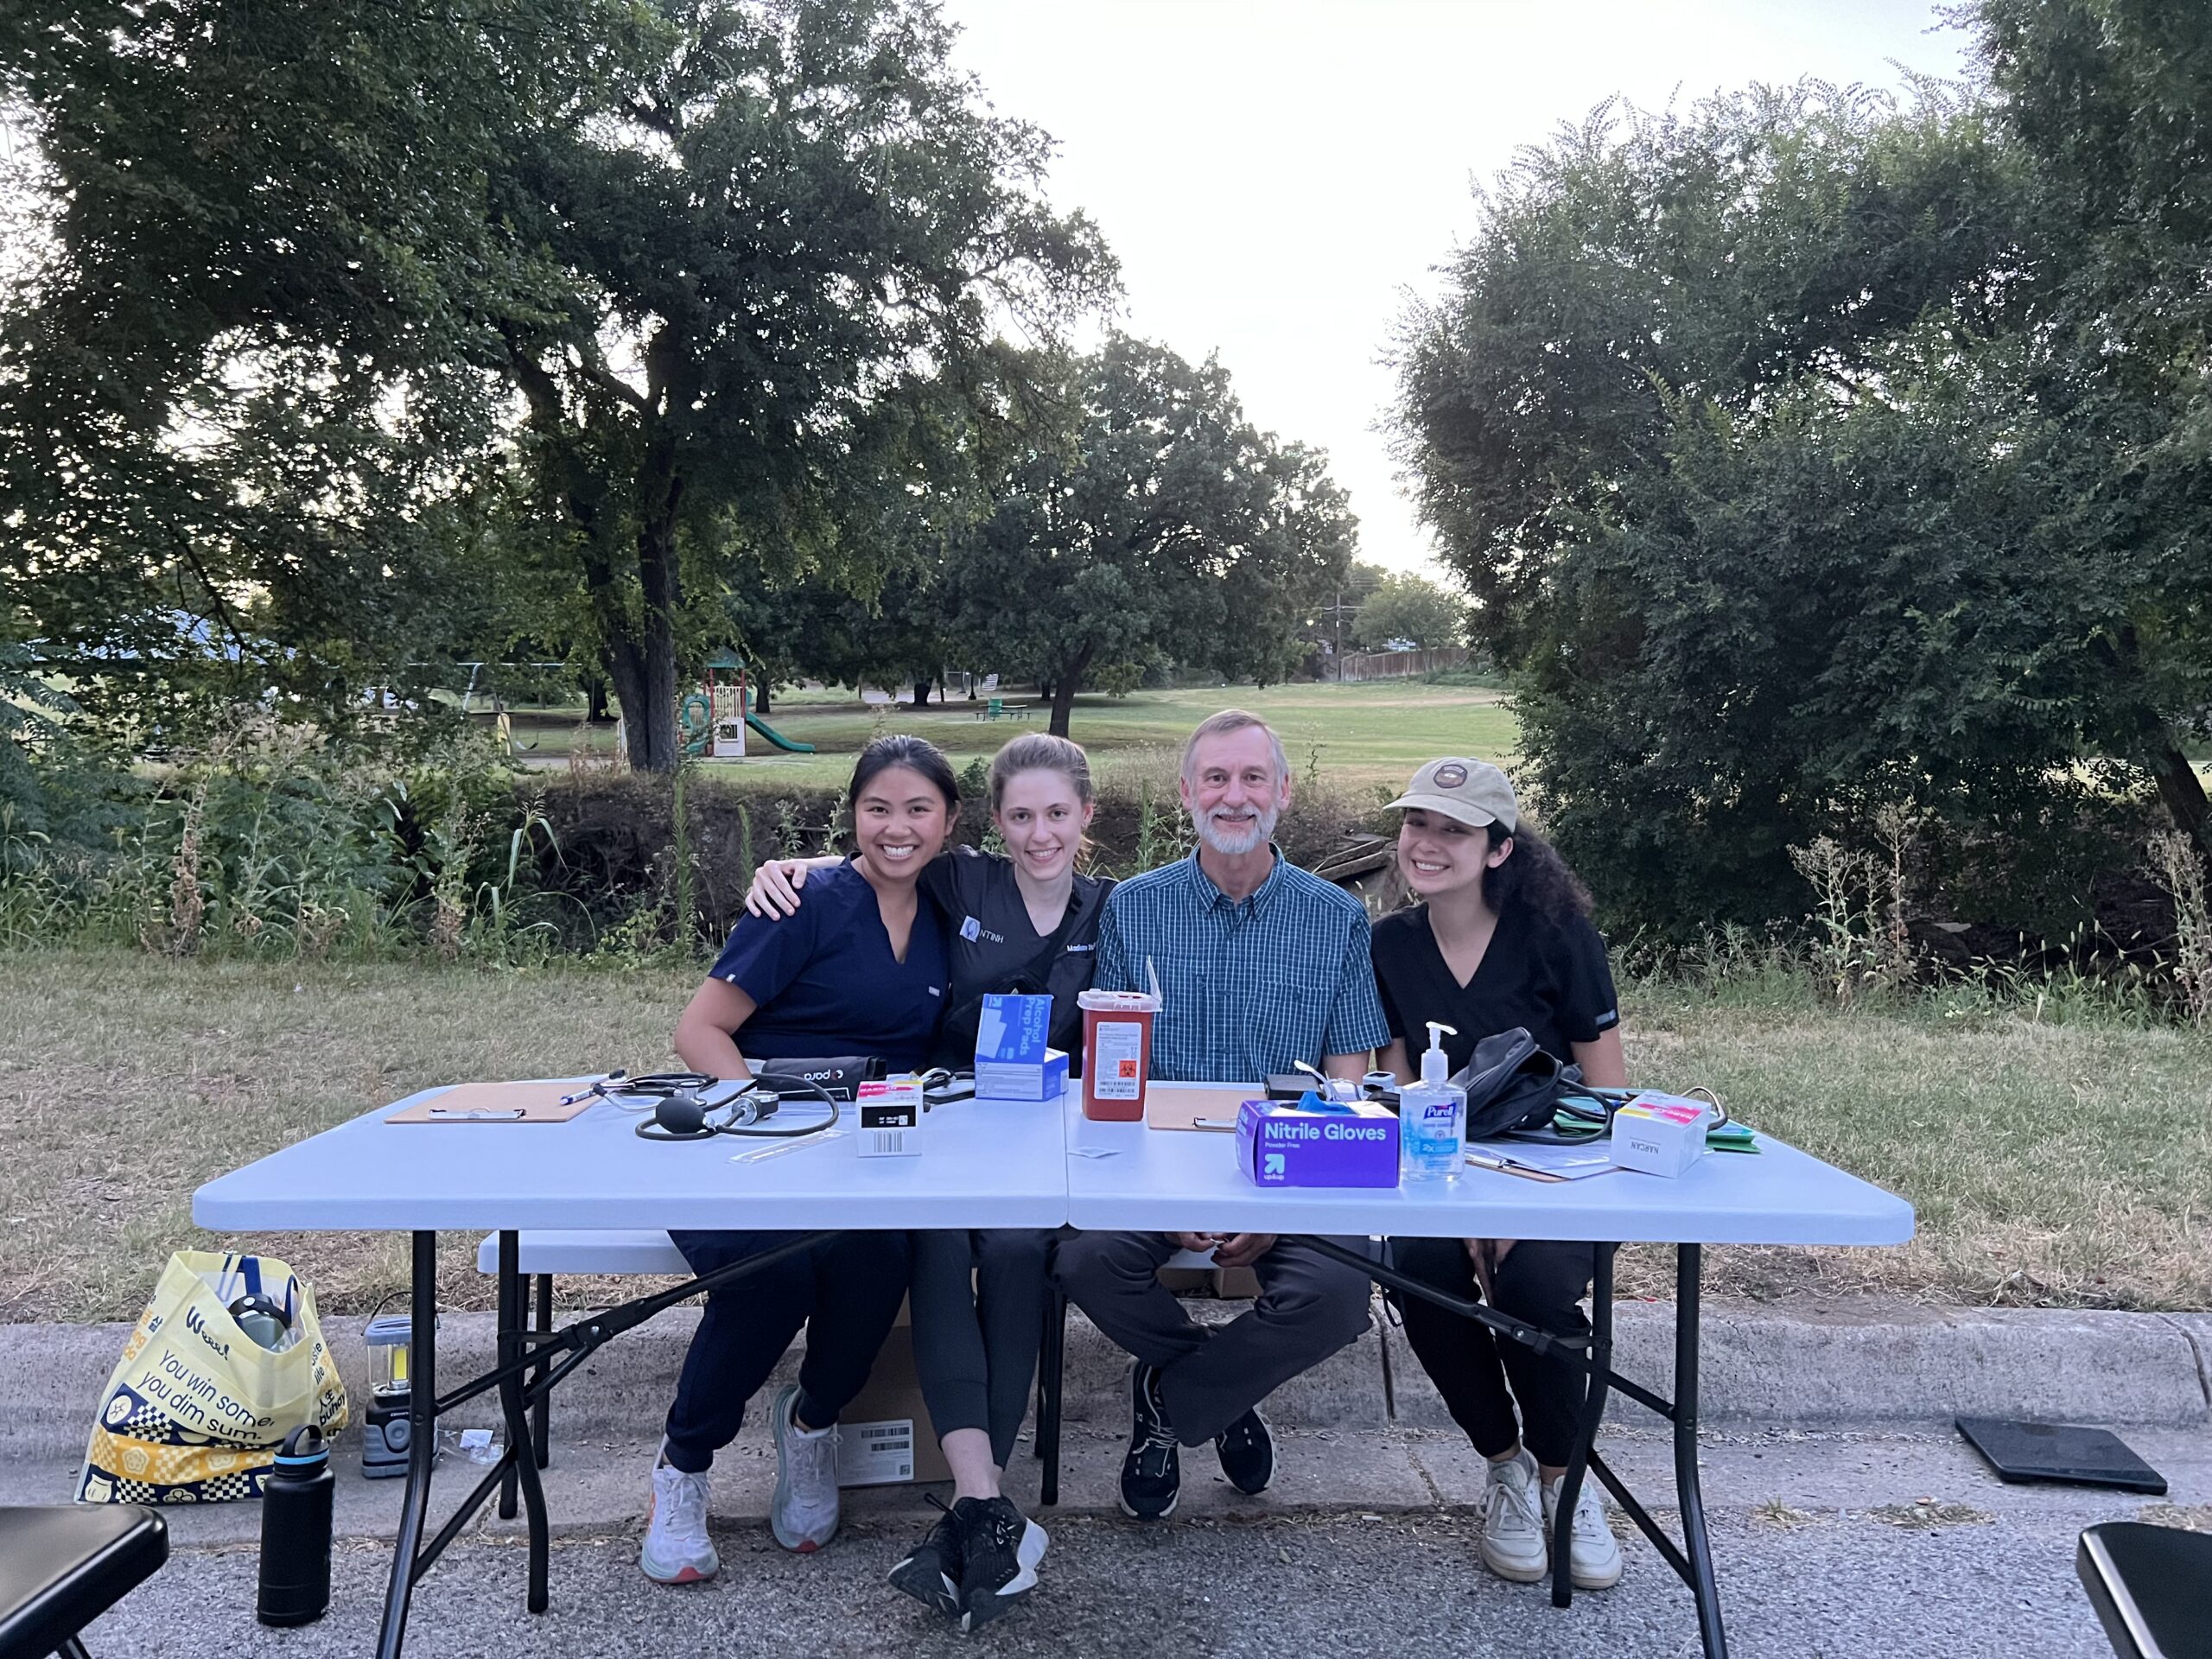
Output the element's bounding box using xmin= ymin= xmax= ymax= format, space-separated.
xmin=1609 ymin=1091 xmax=1713 ymax=1178
xmin=856 ymin=1077 xmax=923 ymax=1157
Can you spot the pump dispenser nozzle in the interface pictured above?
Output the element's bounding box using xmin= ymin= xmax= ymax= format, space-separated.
xmin=1421 ymin=1021 xmax=1458 ymax=1086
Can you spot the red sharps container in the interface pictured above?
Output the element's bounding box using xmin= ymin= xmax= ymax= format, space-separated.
xmin=1077 ymin=988 xmax=1160 ymax=1121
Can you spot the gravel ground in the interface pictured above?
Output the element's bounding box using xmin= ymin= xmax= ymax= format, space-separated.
xmin=85 ymin=1493 xmax=2128 ymax=1659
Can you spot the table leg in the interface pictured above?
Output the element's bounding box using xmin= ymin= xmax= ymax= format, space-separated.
xmin=1675 ymin=1243 xmax=1728 ymax=1658
xmin=1549 ymin=1243 xmax=1616 ymax=1610
xmin=532 ymin=1274 xmax=553 ymax=1470
xmin=376 ymin=1230 xmax=438 ymax=1659
xmin=1038 ymin=1286 xmax=1065 ymax=1507
xmin=498 ymin=1255 xmax=518 ymax=1522
xmin=496 ymin=1230 xmax=550 ymax=1613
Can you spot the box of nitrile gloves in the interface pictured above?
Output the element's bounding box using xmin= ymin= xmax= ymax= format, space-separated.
xmin=972 ymin=993 xmax=1068 ymax=1101
xmin=1235 ymin=1096 xmax=1398 ymax=1188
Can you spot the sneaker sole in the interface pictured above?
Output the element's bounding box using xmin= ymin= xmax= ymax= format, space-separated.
xmin=1478 ymin=1545 xmax=1550 ymax=1585
xmin=639 ymin=1558 xmax=717 ymax=1585
xmin=769 ymin=1385 xmax=839 ymax=1554
xmin=960 ymin=1519 xmax=1049 ymax=1630
xmin=888 ymin=1555 xmax=961 ymax=1617
xmin=1116 ymin=1487 xmax=1179 ymax=1522
xmin=1568 ymin=1554 xmax=1624 ymax=1591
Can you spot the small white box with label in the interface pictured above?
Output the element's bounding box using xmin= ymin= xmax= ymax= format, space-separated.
xmin=856 ymin=1077 xmax=923 ymax=1157
xmin=1608 ymin=1091 xmax=1713 ymax=1178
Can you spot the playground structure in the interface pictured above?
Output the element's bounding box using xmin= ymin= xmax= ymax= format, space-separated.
xmin=680 ymin=651 xmax=816 ymax=757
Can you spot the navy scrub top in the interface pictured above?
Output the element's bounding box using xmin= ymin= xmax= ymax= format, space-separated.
xmin=707 ymin=861 xmax=950 ymax=1072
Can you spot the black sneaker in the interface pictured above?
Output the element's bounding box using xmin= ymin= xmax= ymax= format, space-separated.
xmin=954 ymin=1495 xmax=1048 ymax=1630
xmin=1119 ymin=1359 xmax=1181 ymax=1520
xmin=1214 ymin=1406 xmax=1275 ymax=1496
xmin=887 ymin=1494 xmax=963 ymax=1617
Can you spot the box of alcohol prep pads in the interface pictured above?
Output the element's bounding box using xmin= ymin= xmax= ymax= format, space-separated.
xmin=1235 ymin=1096 xmax=1398 ymax=1188
xmin=972 ymin=993 xmax=1068 ymax=1101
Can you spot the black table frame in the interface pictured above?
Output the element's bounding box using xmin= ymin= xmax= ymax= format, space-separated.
xmin=373 ymin=1228 xmax=836 ymax=1659
xmin=380 ymin=1230 xmax=1725 ymax=1659
xmin=1037 ymin=1237 xmax=1728 ymax=1659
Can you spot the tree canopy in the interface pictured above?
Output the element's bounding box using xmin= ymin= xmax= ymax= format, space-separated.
xmin=1351 ymin=572 xmax=1464 ymax=652
xmin=1392 ymin=25 xmax=2212 ymax=934
xmin=0 ymin=0 xmax=1114 ymax=766
xmin=941 ymin=336 xmax=1358 ymax=736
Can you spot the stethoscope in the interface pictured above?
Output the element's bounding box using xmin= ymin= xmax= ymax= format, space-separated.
xmin=582 ymin=1072 xmax=843 ymax=1142
xmin=588 ymin=1068 xmax=978 ymax=1141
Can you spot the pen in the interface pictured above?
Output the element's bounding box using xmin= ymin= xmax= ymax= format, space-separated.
xmin=558 ymin=1072 xmax=622 ymax=1107
xmin=1463 ymin=1150 xmax=1567 ymax=1183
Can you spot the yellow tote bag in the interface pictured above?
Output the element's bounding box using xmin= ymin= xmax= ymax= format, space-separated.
xmin=78 ymin=1251 xmax=348 ymax=1504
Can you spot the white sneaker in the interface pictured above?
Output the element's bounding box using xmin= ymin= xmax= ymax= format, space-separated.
xmin=1478 ymin=1449 xmax=1548 ymax=1584
xmin=640 ymin=1452 xmax=718 ymax=1584
xmin=769 ymin=1385 xmax=841 ymax=1553
xmin=1543 ymin=1471 xmax=1624 ymax=1590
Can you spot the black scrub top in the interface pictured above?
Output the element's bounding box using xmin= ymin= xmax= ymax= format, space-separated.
xmin=920 ymin=845 xmax=1111 ymax=1071
xmin=1369 ymin=899 xmax=1620 ymax=1075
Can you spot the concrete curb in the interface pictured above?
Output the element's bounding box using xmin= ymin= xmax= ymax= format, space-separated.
xmin=4 ymin=1295 xmax=2204 ymax=1465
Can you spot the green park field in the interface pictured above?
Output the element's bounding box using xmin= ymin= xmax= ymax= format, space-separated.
xmin=503 ymin=679 xmax=1520 ymax=791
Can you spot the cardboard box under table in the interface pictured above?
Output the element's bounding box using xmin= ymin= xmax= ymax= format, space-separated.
xmin=193 ymin=1078 xmax=1066 ymax=1659
xmin=1058 ymin=1083 xmax=1916 ymax=1659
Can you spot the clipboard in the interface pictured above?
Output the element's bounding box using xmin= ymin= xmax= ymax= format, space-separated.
xmin=1145 ymin=1084 xmax=1259 ymax=1134
xmin=385 ymin=1080 xmax=598 ymax=1124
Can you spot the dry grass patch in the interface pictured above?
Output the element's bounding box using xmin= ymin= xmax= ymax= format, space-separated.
xmin=3 ymin=950 xmax=2207 ymax=1322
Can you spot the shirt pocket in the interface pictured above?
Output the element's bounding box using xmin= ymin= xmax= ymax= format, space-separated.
xmin=1249 ymin=976 xmax=1335 ymax=1070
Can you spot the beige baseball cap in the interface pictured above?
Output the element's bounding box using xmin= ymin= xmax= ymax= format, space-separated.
xmin=1385 ymin=757 xmax=1519 ymax=834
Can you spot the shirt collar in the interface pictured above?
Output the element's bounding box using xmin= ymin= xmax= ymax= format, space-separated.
xmin=1184 ymin=845 xmax=1288 ymax=912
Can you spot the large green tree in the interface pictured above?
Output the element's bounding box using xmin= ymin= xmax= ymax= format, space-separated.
xmin=944 ymin=337 xmax=1359 ymax=737
xmin=1351 ymin=572 xmax=1464 ymax=652
xmin=1392 ymin=73 xmax=2209 ymax=933
xmin=0 ymin=0 xmax=1111 ymax=766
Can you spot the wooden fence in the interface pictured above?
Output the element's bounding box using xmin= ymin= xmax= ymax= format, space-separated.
xmin=1337 ymin=646 xmax=1469 ymax=682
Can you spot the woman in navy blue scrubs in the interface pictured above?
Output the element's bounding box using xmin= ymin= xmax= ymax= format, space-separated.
xmin=638 ymin=735 xmax=958 ymax=1586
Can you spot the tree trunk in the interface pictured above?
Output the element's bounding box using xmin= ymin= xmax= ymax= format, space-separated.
xmin=1047 ymin=643 xmax=1095 ymax=739
xmin=2151 ymin=741 xmax=2211 ymax=864
xmin=909 ymin=676 xmax=931 ymax=709
xmin=753 ymin=677 xmax=770 ymax=717
xmin=626 ymin=420 xmax=686 ymax=772
xmin=584 ymin=677 xmax=609 ymax=723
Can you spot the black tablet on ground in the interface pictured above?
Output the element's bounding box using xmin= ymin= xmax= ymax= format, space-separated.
xmin=1955 ymin=1416 xmax=2168 ymax=1494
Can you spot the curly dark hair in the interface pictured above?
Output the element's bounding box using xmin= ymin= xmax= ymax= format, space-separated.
xmin=1480 ymin=820 xmax=1593 ymax=925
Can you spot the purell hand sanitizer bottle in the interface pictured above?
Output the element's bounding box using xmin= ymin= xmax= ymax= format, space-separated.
xmin=1397 ymin=1020 xmax=1465 ymax=1183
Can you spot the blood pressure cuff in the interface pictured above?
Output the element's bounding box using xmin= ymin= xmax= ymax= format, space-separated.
xmin=751 ymin=1056 xmax=883 ymax=1100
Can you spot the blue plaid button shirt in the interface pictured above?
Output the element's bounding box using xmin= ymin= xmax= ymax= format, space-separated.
xmin=1093 ymin=849 xmax=1390 ymax=1084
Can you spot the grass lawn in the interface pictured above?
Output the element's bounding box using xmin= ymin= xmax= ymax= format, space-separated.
xmin=4 ymin=950 xmax=2202 ymax=1324
xmin=500 ymin=679 xmax=1521 ymax=791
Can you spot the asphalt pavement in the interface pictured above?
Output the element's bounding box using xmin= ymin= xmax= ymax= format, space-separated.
xmin=77 ymin=1422 xmax=2209 ymax=1659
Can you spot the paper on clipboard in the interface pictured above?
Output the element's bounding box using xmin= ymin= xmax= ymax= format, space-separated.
xmin=1465 ymin=1141 xmax=1618 ymax=1181
xmin=1144 ymin=1083 xmax=1255 ymax=1134
xmin=386 ymin=1080 xmax=597 ymax=1124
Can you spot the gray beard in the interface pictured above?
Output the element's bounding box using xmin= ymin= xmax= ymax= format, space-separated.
xmin=1194 ymin=804 xmax=1278 ymax=856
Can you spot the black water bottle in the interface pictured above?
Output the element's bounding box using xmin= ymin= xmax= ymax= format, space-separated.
xmin=257 ymin=1424 xmax=334 ymax=1626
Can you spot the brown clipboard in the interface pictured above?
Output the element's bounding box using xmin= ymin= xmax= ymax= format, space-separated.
xmin=1145 ymin=1083 xmax=1260 ymax=1134
xmin=385 ymin=1080 xmax=597 ymax=1124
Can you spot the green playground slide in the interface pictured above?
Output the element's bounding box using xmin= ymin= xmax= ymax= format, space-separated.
xmin=744 ymin=713 xmax=816 ymax=753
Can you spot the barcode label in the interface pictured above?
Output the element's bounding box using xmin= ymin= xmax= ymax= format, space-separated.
xmin=861 ymin=1128 xmax=914 ymax=1157
xmin=836 ymin=1417 xmax=916 ymax=1485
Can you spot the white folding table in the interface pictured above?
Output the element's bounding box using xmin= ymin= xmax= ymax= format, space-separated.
xmin=194 ymin=1081 xmax=1912 ymax=1659
xmin=193 ymin=1084 xmax=1069 ymax=1659
xmin=1061 ymin=1091 xmax=1915 ymax=1659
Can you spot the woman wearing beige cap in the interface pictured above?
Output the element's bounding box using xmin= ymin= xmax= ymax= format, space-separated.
xmin=1370 ymin=757 xmax=1629 ymax=1592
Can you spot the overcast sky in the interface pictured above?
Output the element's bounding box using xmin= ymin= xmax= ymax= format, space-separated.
xmin=940 ymin=1 xmax=1975 ymax=575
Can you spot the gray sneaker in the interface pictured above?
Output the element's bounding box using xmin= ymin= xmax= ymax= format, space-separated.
xmin=639 ymin=1450 xmax=718 ymax=1584
xmin=769 ymin=1385 xmax=841 ymax=1553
